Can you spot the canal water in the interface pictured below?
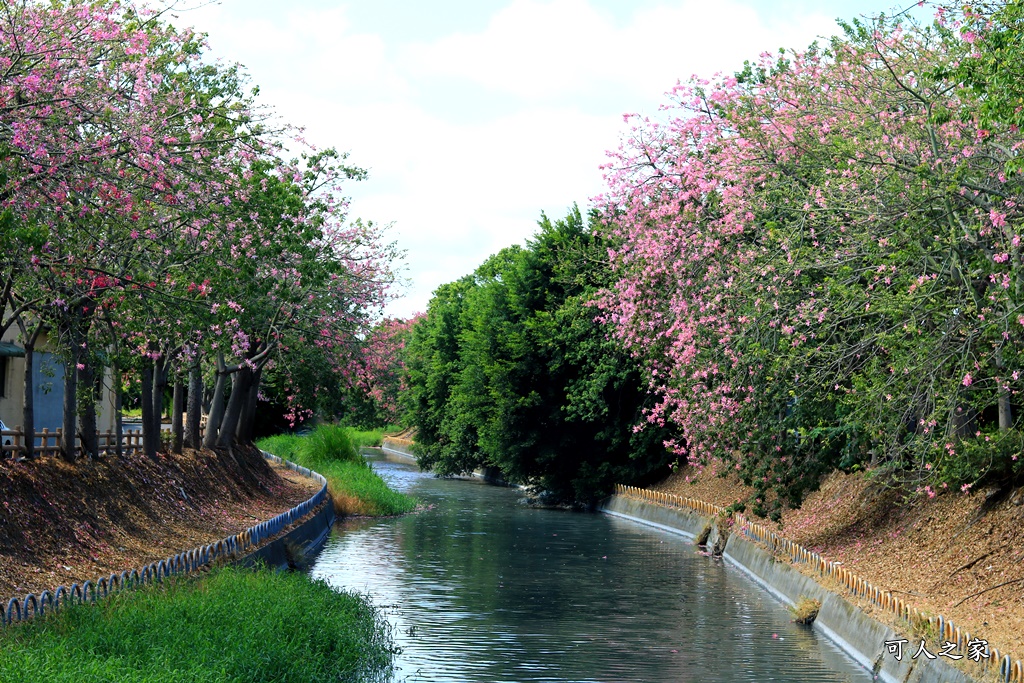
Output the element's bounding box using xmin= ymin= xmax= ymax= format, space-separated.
xmin=310 ymin=455 xmax=874 ymax=683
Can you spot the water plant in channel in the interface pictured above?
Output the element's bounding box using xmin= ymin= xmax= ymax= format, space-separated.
xmin=258 ymin=424 xmax=418 ymax=516
xmin=0 ymin=566 xmax=396 ymax=683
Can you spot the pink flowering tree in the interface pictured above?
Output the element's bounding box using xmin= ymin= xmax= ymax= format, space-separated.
xmin=598 ymin=13 xmax=1024 ymax=514
xmin=0 ymin=1 xmax=400 ymax=459
xmin=171 ymin=144 xmax=400 ymax=447
xmin=0 ymin=0 xmax=253 ymax=459
xmin=337 ymin=315 xmax=420 ymax=428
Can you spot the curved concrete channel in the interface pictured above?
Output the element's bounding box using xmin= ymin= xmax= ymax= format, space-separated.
xmin=600 ymin=495 xmax=977 ymax=683
xmin=236 ymin=497 xmax=334 ymax=571
xmin=379 ymin=441 xmax=511 ymax=485
xmin=379 ymin=438 xmax=988 ymax=682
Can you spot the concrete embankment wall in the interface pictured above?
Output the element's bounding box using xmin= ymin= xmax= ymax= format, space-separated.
xmin=380 ymin=438 xmax=417 ymax=465
xmin=236 ymin=500 xmax=334 ymax=571
xmin=600 ymin=495 xmax=975 ymax=683
xmin=378 ymin=440 xmax=512 ymax=486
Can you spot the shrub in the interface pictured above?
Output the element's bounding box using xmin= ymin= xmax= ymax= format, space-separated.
xmin=931 ymin=428 xmax=1024 ymax=492
xmin=790 ymin=596 xmax=821 ymax=625
xmin=303 ymin=423 xmax=359 ymax=465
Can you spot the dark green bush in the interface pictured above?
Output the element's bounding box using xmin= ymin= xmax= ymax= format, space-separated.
xmin=931 ymin=428 xmax=1024 ymax=492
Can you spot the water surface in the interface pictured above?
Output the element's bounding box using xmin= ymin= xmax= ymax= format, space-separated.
xmin=310 ymin=457 xmax=873 ymax=683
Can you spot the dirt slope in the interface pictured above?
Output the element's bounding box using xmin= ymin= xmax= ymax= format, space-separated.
xmin=0 ymin=446 xmax=320 ymax=598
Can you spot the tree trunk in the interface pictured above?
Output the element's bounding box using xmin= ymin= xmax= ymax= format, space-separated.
xmin=151 ymin=356 xmax=166 ymax=452
xmin=17 ymin=320 xmax=42 ymax=460
xmin=951 ymin=405 xmax=978 ymax=440
xmin=172 ymin=378 xmax=184 ymax=454
xmin=237 ymin=366 xmax=263 ymax=444
xmin=999 ymin=388 xmax=1013 ymax=431
xmin=78 ymin=361 xmax=98 ymax=459
xmin=113 ymin=358 xmax=123 ymax=458
xmin=217 ymin=365 xmax=252 ymax=449
xmin=61 ymin=346 xmax=79 ymax=462
xmin=202 ymin=354 xmax=228 ymax=450
xmin=22 ymin=342 xmax=34 ymax=460
xmin=185 ymin=362 xmax=203 ymax=450
xmin=141 ymin=362 xmax=157 ymax=459
xmin=995 ymin=350 xmax=1013 ymax=431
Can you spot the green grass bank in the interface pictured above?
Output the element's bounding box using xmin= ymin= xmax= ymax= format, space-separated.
xmin=0 ymin=566 xmax=395 ymax=683
xmin=257 ymin=424 xmax=417 ymax=516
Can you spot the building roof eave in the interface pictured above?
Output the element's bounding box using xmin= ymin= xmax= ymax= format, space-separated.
xmin=0 ymin=342 xmax=26 ymax=357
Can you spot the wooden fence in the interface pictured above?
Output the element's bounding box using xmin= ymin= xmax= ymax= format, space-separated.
xmin=1 ymin=425 xmax=193 ymax=458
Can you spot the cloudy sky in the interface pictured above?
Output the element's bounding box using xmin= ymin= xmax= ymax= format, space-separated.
xmin=177 ymin=0 xmax=928 ymax=318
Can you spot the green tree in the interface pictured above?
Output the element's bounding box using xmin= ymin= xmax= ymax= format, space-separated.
xmin=404 ymin=207 xmax=672 ymax=506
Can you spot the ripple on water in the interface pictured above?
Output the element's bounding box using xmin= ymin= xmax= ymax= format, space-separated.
xmin=311 ymin=458 xmax=873 ymax=683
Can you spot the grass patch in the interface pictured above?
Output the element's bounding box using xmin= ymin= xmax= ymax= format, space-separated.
xmin=0 ymin=566 xmax=395 ymax=683
xmin=348 ymin=427 xmax=384 ymax=448
xmin=327 ymin=460 xmax=418 ymax=516
xmin=258 ymin=424 xmax=417 ymax=516
xmin=257 ymin=433 xmax=303 ymax=462
xmin=789 ymin=596 xmax=821 ymax=625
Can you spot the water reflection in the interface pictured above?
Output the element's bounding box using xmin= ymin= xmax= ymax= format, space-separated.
xmin=310 ymin=457 xmax=871 ymax=683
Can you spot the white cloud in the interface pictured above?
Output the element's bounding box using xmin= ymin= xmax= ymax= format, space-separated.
xmin=175 ymin=0 xmax=874 ymax=319
xmin=183 ymin=4 xmax=408 ymax=105
xmin=401 ymin=0 xmax=839 ymax=100
xmin=345 ymin=105 xmax=618 ymax=316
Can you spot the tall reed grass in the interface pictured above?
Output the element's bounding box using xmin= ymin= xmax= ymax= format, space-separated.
xmin=258 ymin=424 xmax=417 ymax=516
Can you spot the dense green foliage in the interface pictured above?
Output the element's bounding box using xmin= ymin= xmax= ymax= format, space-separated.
xmin=257 ymin=424 xmax=418 ymax=516
xmin=403 ymin=207 xmax=673 ymax=505
xmin=943 ymin=0 xmax=1024 ymax=168
xmin=0 ymin=567 xmax=395 ymax=683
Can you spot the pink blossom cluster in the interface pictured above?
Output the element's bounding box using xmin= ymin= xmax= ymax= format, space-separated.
xmin=596 ymin=13 xmax=1023 ymax=488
